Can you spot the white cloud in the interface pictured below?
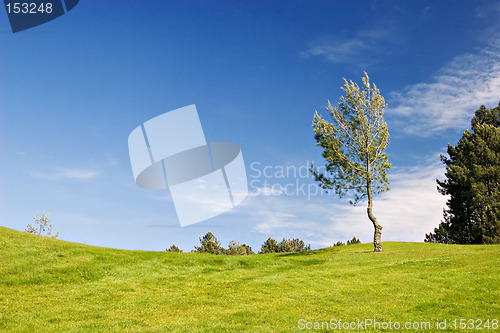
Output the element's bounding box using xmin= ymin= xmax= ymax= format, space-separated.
xmin=54 ymin=168 xmax=101 ymax=179
xmin=301 ymin=29 xmax=394 ymax=64
xmin=389 ymin=34 xmax=500 ymax=136
xmin=236 ymin=156 xmax=447 ymax=248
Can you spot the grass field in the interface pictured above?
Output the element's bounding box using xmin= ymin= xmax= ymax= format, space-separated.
xmin=0 ymin=226 xmax=499 ymax=332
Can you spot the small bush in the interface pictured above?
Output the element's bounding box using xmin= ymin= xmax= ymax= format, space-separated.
xmin=347 ymin=237 xmax=361 ymax=245
xmin=333 ymin=237 xmax=361 ymax=247
xmin=166 ymin=244 xmax=183 ymax=252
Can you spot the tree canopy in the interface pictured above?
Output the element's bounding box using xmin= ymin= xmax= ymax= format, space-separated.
xmin=311 ymin=72 xmax=390 ymax=252
xmin=259 ymin=237 xmax=311 ymax=253
xmin=194 ymin=232 xmax=255 ymax=255
xmin=426 ymin=103 xmax=500 ymax=244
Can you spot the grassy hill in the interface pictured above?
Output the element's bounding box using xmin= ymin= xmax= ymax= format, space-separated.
xmin=1 ymin=226 xmax=499 ymax=332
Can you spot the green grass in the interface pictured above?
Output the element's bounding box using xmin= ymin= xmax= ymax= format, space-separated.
xmin=1 ymin=226 xmax=499 ymax=332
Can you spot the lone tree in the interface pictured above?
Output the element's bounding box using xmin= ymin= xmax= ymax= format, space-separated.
xmin=194 ymin=232 xmax=224 ymax=255
xmin=426 ymin=103 xmax=500 ymax=244
xmin=25 ymin=212 xmax=59 ymax=238
xmin=311 ymin=72 xmax=391 ymax=252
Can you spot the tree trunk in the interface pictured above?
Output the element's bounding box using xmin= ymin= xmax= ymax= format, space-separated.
xmin=373 ymin=224 xmax=383 ymax=252
xmin=367 ymin=181 xmax=383 ymax=252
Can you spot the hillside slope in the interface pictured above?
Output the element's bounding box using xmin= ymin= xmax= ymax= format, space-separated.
xmin=1 ymin=226 xmax=499 ymax=332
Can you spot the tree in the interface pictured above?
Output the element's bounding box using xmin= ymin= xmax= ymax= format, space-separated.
xmin=194 ymin=232 xmax=224 ymax=255
xmin=311 ymin=72 xmax=390 ymax=252
xmin=224 ymin=240 xmax=255 ymax=255
xmin=346 ymin=236 xmax=361 ymax=245
xmin=332 ymin=237 xmax=361 ymax=247
xmin=238 ymin=243 xmax=255 ymax=255
xmin=259 ymin=237 xmax=310 ymax=253
xmin=426 ymin=103 xmax=500 ymax=244
xmin=260 ymin=237 xmax=280 ymax=253
xmin=166 ymin=244 xmax=183 ymax=252
xmin=279 ymin=238 xmax=311 ymax=252
xmin=25 ymin=212 xmax=59 ymax=238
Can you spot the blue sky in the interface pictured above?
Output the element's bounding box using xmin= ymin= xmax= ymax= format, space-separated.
xmin=1 ymin=0 xmax=499 ymax=252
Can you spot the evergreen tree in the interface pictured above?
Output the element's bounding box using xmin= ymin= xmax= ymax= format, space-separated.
xmin=426 ymin=103 xmax=500 ymax=244
xmin=260 ymin=237 xmax=280 ymax=253
xmin=259 ymin=237 xmax=310 ymax=253
xmin=346 ymin=237 xmax=361 ymax=245
xmin=279 ymin=238 xmax=311 ymax=252
xmin=195 ymin=232 xmax=224 ymax=254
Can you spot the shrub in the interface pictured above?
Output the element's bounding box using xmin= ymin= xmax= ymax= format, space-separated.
xmin=347 ymin=237 xmax=361 ymax=245
xmin=166 ymin=244 xmax=183 ymax=252
xmin=333 ymin=237 xmax=361 ymax=247
xmin=224 ymin=240 xmax=255 ymax=255
xmin=260 ymin=237 xmax=311 ymax=253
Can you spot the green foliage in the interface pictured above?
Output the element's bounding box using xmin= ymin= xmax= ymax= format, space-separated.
xmin=194 ymin=232 xmax=224 ymax=255
xmin=194 ymin=233 xmax=254 ymax=255
xmin=1 ymin=226 xmax=500 ymax=332
xmin=25 ymin=212 xmax=58 ymax=239
xmin=347 ymin=236 xmax=361 ymax=245
xmin=311 ymin=72 xmax=390 ymax=252
xmin=333 ymin=237 xmax=361 ymax=247
xmin=279 ymin=238 xmax=311 ymax=252
xmin=260 ymin=237 xmax=280 ymax=253
xmin=311 ymin=72 xmax=390 ymax=204
xmin=259 ymin=237 xmax=310 ymax=253
xmin=166 ymin=244 xmax=183 ymax=252
xmin=224 ymin=240 xmax=255 ymax=255
xmin=427 ymin=103 xmax=500 ymax=244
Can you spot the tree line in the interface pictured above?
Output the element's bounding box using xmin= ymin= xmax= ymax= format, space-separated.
xmin=166 ymin=232 xmax=311 ymax=255
xmin=167 ymin=232 xmax=363 ymax=254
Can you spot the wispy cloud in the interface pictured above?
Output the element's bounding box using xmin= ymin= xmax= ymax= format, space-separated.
xmin=54 ymin=168 xmax=101 ymax=179
xmin=28 ymin=166 xmax=101 ymax=180
xmin=235 ymin=156 xmax=447 ymax=248
xmin=300 ymin=29 xmax=394 ymax=65
xmin=389 ymin=34 xmax=500 ymax=136
xmin=475 ymin=1 xmax=500 ymax=19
